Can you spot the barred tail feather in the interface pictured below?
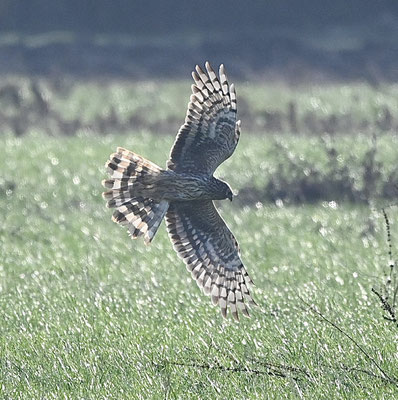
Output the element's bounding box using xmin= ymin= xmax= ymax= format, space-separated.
xmin=102 ymin=147 xmax=168 ymax=244
xmin=104 ymin=147 xmax=162 ymax=182
xmin=111 ymin=197 xmax=168 ymax=244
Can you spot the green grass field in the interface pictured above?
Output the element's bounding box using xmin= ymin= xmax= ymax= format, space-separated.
xmin=1 ymin=131 xmax=397 ymax=399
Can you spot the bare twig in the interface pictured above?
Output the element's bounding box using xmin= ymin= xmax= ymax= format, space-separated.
xmin=338 ymin=363 xmax=392 ymax=384
xmin=154 ymin=354 xmax=394 ymax=390
xmin=372 ymin=208 xmax=398 ymax=326
xmin=249 ymin=358 xmax=311 ymax=379
xmin=371 ymin=288 xmax=397 ymax=323
xmin=154 ymin=359 xmax=291 ymax=379
xmin=299 ymin=296 xmax=398 ymax=386
xmin=382 ymin=208 xmax=395 ymax=282
xmin=254 ymin=351 xmax=391 ymax=385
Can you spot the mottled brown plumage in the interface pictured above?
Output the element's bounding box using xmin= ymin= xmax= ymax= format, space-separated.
xmin=102 ymin=62 xmax=255 ymax=320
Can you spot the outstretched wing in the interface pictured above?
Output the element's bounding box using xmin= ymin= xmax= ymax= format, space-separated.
xmin=167 ymin=62 xmax=241 ymax=175
xmin=166 ymin=200 xmax=255 ymax=320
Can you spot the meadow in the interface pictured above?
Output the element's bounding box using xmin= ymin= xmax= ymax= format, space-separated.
xmin=0 ymin=80 xmax=398 ymax=399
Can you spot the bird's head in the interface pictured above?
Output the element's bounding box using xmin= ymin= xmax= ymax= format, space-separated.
xmin=211 ymin=178 xmax=233 ymax=201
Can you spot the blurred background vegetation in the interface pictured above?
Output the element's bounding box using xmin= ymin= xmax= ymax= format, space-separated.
xmin=0 ymin=0 xmax=397 ymax=204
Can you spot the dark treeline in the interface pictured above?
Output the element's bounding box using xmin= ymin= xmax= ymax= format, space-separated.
xmin=1 ymin=0 xmax=398 ymax=34
xmin=1 ymin=1 xmax=398 ymax=81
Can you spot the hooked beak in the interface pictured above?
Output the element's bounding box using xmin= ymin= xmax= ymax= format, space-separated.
xmin=228 ymin=192 xmax=233 ymax=202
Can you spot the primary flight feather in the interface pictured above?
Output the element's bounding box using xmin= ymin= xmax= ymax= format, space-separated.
xmin=102 ymin=62 xmax=255 ymax=320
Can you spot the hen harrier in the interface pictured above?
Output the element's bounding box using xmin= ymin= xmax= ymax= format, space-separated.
xmin=102 ymin=62 xmax=255 ymax=320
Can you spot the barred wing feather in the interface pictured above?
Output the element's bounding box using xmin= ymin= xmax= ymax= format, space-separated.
xmin=167 ymin=62 xmax=241 ymax=175
xmin=166 ymin=200 xmax=255 ymax=320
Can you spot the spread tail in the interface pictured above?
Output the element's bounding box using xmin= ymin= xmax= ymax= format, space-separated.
xmin=102 ymin=147 xmax=168 ymax=244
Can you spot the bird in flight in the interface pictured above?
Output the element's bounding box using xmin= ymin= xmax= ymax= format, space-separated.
xmin=102 ymin=62 xmax=255 ymax=320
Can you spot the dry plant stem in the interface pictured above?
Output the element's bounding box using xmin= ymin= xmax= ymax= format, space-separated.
xmin=382 ymin=208 xmax=394 ymax=285
xmin=249 ymin=358 xmax=310 ymax=379
xmin=372 ymin=208 xmax=398 ymax=325
xmin=155 ymin=355 xmax=392 ymax=387
xmin=299 ymin=297 xmax=398 ymax=386
xmin=382 ymin=208 xmax=398 ymax=309
xmin=154 ymin=360 xmax=290 ymax=379
xmin=371 ymin=288 xmax=397 ymax=323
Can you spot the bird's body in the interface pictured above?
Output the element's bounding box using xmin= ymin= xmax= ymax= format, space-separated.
xmin=108 ymin=170 xmax=231 ymax=202
xmin=102 ymin=62 xmax=255 ymax=320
